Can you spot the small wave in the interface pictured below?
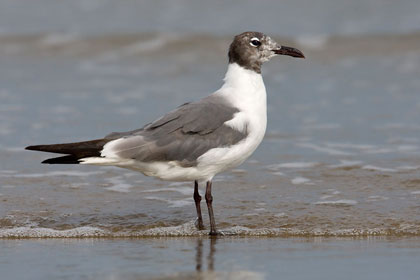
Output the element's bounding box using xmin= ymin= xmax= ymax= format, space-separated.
xmin=144 ymin=196 xmax=193 ymax=208
xmin=365 ymin=147 xmax=395 ymax=154
xmin=297 ymin=143 xmax=352 ymax=156
xmin=2 ymin=220 xmax=420 ymax=238
xmin=105 ymin=184 xmax=132 ymax=193
xmin=105 ymin=176 xmax=133 ymax=193
xmin=40 ymin=33 xmax=80 ymax=46
xmin=397 ymin=165 xmax=420 ymax=171
xmin=137 ymin=220 xmax=199 ymax=236
xmin=96 ymin=33 xmax=179 ymax=60
xmin=141 ymin=186 xmax=192 ymax=196
xmin=0 ymin=226 xmax=107 ymax=238
xmin=266 ymin=162 xmax=319 ymax=170
xmin=328 ymin=160 xmax=363 ymax=169
xmin=362 ymin=165 xmax=397 ymax=172
xmin=326 ymin=142 xmax=376 ymax=150
xmin=150 ymin=271 xmax=265 ymax=280
xmin=274 ymin=212 xmax=287 ymax=218
xmin=314 ymin=199 xmax=358 ymax=206
xmin=291 ymin=177 xmax=313 ymax=185
xmin=325 ymin=143 xmax=419 ymax=155
xmin=366 ymin=196 xmax=389 ymax=202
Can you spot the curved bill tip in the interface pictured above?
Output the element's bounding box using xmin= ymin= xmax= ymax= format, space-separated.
xmin=274 ymin=46 xmax=305 ymax=58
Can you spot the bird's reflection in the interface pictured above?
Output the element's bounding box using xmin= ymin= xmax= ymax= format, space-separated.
xmin=195 ymin=237 xmax=217 ymax=272
xmin=195 ymin=239 xmax=203 ymax=271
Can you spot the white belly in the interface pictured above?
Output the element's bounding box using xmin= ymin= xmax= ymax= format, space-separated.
xmin=196 ymin=114 xmax=266 ymax=177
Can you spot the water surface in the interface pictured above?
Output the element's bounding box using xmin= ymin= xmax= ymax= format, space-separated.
xmin=1 ymin=237 xmax=419 ymax=280
xmin=1 ymin=32 xmax=419 ymax=238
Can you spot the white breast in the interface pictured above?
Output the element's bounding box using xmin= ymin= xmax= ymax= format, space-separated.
xmin=196 ymin=63 xmax=267 ymax=178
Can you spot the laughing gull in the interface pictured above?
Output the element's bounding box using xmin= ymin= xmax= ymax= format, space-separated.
xmin=26 ymin=31 xmax=304 ymax=235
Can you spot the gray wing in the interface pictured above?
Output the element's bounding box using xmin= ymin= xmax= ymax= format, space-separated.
xmin=105 ymin=95 xmax=248 ymax=167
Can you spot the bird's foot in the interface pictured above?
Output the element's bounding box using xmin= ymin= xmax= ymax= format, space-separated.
xmin=208 ymin=230 xmax=224 ymax=237
xmin=195 ymin=218 xmax=205 ymax=231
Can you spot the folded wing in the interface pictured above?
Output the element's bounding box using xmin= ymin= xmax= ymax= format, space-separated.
xmin=105 ymin=95 xmax=248 ymax=167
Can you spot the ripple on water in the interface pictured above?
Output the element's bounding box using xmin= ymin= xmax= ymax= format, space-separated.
xmin=314 ymin=199 xmax=358 ymax=206
xmin=397 ymin=165 xmax=420 ymax=171
xmin=141 ymin=187 xmax=192 ymax=196
xmin=291 ymin=177 xmax=313 ymax=185
xmin=297 ymin=143 xmax=352 ymax=156
xmin=104 ymin=177 xmax=133 ymax=193
xmin=144 ymin=196 xmax=193 ymax=208
xmin=366 ymin=196 xmax=389 ymax=202
xmin=328 ymin=160 xmax=363 ymax=169
xmin=362 ymin=165 xmax=397 ymax=172
xmin=266 ymin=162 xmax=319 ymax=171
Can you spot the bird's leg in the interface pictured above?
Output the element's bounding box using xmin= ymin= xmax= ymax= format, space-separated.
xmin=205 ymin=180 xmax=218 ymax=236
xmin=194 ymin=180 xmax=205 ymax=230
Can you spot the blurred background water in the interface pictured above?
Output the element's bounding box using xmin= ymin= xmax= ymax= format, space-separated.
xmin=0 ymin=0 xmax=420 ymax=279
xmin=0 ymin=0 xmax=420 ymax=36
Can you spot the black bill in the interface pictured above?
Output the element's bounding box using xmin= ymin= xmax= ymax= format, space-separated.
xmin=273 ymin=46 xmax=305 ymax=58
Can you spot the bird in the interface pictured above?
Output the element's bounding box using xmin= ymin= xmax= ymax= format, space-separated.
xmin=26 ymin=31 xmax=304 ymax=236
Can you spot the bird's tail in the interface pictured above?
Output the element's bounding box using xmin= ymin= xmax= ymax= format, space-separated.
xmin=25 ymin=139 xmax=111 ymax=164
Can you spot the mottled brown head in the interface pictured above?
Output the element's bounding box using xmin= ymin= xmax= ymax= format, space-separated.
xmin=228 ymin=31 xmax=304 ymax=73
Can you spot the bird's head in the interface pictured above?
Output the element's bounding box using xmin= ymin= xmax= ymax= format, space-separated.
xmin=228 ymin=31 xmax=305 ymax=73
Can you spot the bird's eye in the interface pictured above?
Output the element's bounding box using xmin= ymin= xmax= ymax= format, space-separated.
xmin=250 ymin=38 xmax=261 ymax=47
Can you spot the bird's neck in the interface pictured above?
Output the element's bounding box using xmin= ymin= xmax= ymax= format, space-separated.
xmin=217 ymin=63 xmax=267 ymax=111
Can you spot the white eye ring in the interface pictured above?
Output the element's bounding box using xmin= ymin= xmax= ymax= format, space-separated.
xmin=250 ymin=37 xmax=261 ymax=47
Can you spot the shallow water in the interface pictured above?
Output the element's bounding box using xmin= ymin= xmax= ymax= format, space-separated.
xmin=1 ymin=31 xmax=419 ymax=238
xmin=1 ymin=237 xmax=419 ymax=280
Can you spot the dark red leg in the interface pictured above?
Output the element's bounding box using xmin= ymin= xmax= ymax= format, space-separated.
xmin=194 ymin=180 xmax=205 ymax=230
xmin=205 ymin=180 xmax=218 ymax=235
